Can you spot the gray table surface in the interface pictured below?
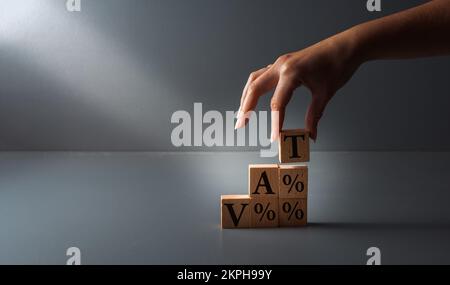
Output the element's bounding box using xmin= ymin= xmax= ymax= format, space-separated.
xmin=0 ymin=151 xmax=449 ymax=265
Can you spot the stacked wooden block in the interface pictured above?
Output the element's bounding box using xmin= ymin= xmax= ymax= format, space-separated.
xmin=221 ymin=129 xmax=310 ymax=228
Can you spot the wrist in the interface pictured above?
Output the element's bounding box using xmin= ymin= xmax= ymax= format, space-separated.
xmin=337 ymin=25 xmax=371 ymax=66
xmin=347 ymin=23 xmax=379 ymax=63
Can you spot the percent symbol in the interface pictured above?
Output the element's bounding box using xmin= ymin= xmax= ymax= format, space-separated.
xmin=254 ymin=202 xmax=276 ymax=222
xmin=282 ymin=201 xmax=304 ymax=221
xmin=282 ymin=174 xmax=304 ymax=193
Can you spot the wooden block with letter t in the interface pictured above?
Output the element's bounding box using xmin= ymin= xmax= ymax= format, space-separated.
xmin=279 ymin=129 xmax=310 ymax=163
xmin=279 ymin=198 xmax=307 ymax=227
xmin=221 ymin=195 xmax=251 ymax=228
xmin=278 ymin=165 xmax=308 ymax=198
xmin=248 ymin=164 xmax=279 ymax=198
xmin=250 ymin=197 xmax=279 ymax=228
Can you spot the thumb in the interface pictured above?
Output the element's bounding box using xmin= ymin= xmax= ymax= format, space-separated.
xmin=305 ymin=94 xmax=329 ymax=141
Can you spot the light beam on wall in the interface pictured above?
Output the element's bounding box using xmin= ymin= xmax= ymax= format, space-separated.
xmin=1 ymin=0 xmax=180 ymax=148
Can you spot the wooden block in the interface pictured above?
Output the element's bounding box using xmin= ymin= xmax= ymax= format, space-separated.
xmin=279 ymin=198 xmax=307 ymax=227
xmin=279 ymin=165 xmax=308 ymax=198
xmin=250 ymin=197 xmax=279 ymax=228
xmin=221 ymin=195 xmax=251 ymax=229
xmin=249 ymin=164 xmax=279 ymax=198
xmin=279 ymin=129 xmax=310 ymax=163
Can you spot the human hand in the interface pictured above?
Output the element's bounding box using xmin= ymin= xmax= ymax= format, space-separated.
xmin=235 ymin=30 xmax=362 ymax=142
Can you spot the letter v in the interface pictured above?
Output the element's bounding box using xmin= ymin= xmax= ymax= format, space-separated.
xmin=224 ymin=203 xmax=248 ymax=226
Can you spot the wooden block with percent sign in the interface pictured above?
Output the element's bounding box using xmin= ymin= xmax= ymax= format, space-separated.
xmin=279 ymin=129 xmax=310 ymax=163
xmin=221 ymin=195 xmax=251 ymax=228
xmin=249 ymin=164 xmax=279 ymax=198
xmin=279 ymin=198 xmax=307 ymax=227
xmin=250 ymin=197 xmax=279 ymax=228
xmin=279 ymin=165 xmax=308 ymax=198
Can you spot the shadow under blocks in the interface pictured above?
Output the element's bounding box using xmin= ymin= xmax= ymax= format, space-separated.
xmin=221 ymin=129 xmax=310 ymax=229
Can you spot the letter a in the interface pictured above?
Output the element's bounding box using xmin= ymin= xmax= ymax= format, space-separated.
xmin=252 ymin=171 xmax=275 ymax=195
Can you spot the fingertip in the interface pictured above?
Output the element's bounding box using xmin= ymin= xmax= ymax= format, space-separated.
xmin=271 ymin=110 xmax=280 ymax=143
xmin=236 ymin=109 xmax=244 ymax=119
xmin=234 ymin=116 xmax=245 ymax=129
xmin=310 ymin=129 xmax=317 ymax=142
xmin=270 ymin=131 xmax=279 ymax=143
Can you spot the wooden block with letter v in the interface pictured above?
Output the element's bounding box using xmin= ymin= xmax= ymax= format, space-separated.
xmin=278 ymin=165 xmax=308 ymax=198
xmin=279 ymin=129 xmax=310 ymax=163
xmin=221 ymin=195 xmax=251 ymax=228
xmin=279 ymin=198 xmax=307 ymax=227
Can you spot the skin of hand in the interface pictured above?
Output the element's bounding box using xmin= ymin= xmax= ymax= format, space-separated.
xmin=235 ymin=0 xmax=450 ymax=142
xmin=236 ymin=31 xmax=361 ymax=142
xmin=235 ymin=30 xmax=361 ymax=142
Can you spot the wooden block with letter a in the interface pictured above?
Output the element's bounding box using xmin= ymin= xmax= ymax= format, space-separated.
xmin=221 ymin=195 xmax=251 ymax=228
xmin=279 ymin=129 xmax=310 ymax=163
xmin=248 ymin=164 xmax=279 ymax=198
xmin=278 ymin=165 xmax=308 ymax=198
xmin=279 ymin=198 xmax=307 ymax=227
xmin=250 ymin=197 xmax=279 ymax=228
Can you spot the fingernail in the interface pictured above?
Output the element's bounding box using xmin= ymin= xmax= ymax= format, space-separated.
xmin=235 ymin=116 xmax=245 ymax=129
xmin=236 ymin=109 xmax=244 ymax=119
xmin=270 ymin=131 xmax=278 ymax=143
xmin=270 ymin=110 xmax=280 ymax=142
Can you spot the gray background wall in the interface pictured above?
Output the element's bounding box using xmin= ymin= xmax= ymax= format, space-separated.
xmin=1 ymin=0 xmax=448 ymax=151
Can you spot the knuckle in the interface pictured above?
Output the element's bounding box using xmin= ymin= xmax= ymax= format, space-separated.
xmin=247 ymin=83 xmax=259 ymax=96
xmin=277 ymin=54 xmax=291 ymax=63
xmin=249 ymin=71 xmax=258 ymax=81
xmin=311 ymin=105 xmax=325 ymax=120
xmin=279 ymin=61 xmax=296 ymax=77
xmin=314 ymin=111 xmax=324 ymax=120
xmin=270 ymin=99 xmax=282 ymax=111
